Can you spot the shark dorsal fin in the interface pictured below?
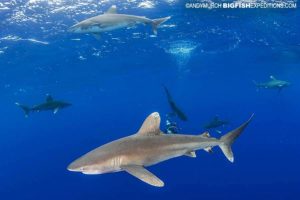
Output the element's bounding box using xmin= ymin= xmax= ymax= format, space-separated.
xmin=46 ymin=94 xmax=53 ymax=102
xmin=137 ymin=112 xmax=161 ymax=136
xmin=270 ymin=75 xmax=277 ymax=81
xmin=105 ymin=5 xmax=117 ymax=14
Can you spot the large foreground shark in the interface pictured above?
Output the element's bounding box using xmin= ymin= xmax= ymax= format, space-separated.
xmin=16 ymin=94 xmax=71 ymax=117
xmin=68 ymin=112 xmax=253 ymax=187
xmin=69 ymin=5 xmax=171 ymax=37
xmin=254 ymin=75 xmax=290 ymax=91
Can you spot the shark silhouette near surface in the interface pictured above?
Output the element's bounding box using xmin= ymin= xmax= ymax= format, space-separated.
xmin=69 ymin=5 xmax=170 ymax=38
xmin=16 ymin=94 xmax=71 ymax=117
xmin=254 ymin=75 xmax=290 ymax=91
xmin=163 ymin=86 xmax=188 ymax=121
xmin=68 ymin=112 xmax=253 ymax=187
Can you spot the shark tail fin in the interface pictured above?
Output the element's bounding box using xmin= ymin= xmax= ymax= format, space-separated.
xmin=15 ymin=102 xmax=31 ymax=117
xmin=219 ymin=114 xmax=254 ymax=162
xmin=151 ymin=16 xmax=171 ymax=35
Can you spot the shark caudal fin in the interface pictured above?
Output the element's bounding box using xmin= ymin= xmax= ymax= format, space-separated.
xmin=219 ymin=114 xmax=254 ymax=162
xmin=151 ymin=16 xmax=171 ymax=35
xmin=15 ymin=102 xmax=31 ymax=117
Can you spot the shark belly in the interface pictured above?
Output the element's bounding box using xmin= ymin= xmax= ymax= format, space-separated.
xmin=100 ymin=22 xmax=132 ymax=32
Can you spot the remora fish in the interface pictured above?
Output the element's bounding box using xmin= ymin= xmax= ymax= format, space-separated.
xmin=253 ymin=75 xmax=290 ymax=91
xmin=163 ymin=86 xmax=188 ymax=121
xmin=68 ymin=5 xmax=171 ymax=38
xmin=68 ymin=112 xmax=253 ymax=187
xmin=15 ymin=94 xmax=71 ymax=117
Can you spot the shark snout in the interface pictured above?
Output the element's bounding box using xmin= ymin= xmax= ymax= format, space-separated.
xmin=67 ymin=161 xmax=82 ymax=172
xmin=68 ymin=24 xmax=81 ymax=33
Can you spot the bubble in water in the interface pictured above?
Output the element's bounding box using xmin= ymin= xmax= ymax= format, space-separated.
xmin=164 ymin=40 xmax=198 ymax=67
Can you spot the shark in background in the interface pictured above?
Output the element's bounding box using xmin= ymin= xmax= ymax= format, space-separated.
xmin=253 ymin=75 xmax=290 ymax=91
xmin=68 ymin=112 xmax=253 ymax=187
xmin=204 ymin=115 xmax=229 ymax=133
xmin=163 ymin=85 xmax=188 ymax=121
xmin=69 ymin=5 xmax=171 ymax=38
xmin=15 ymin=94 xmax=71 ymax=117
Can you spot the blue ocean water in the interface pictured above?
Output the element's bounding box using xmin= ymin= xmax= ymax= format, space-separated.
xmin=0 ymin=1 xmax=299 ymax=199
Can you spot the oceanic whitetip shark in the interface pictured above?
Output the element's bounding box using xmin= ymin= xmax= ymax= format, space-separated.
xmin=68 ymin=5 xmax=171 ymax=38
xmin=15 ymin=94 xmax=71 ymax=117
xmin=253 ymin=75 xmax=290 ymax=91
xmin=204 ymin=116 xmax=229 ymax=130
xmin=68 ymin=112 xmax=253 ymax=187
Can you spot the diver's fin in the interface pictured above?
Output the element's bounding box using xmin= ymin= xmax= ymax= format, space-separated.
xmin=122 ymin=165 xmax=164 ymax=187
xmin=151 ymin=16 xmax=171 ymax=35
xmin=15 ymin=102 xmax=31 ymax=117
xmin=270 ymin=75 xmax=276 ymax=80
xmin=219 ymin=114 xmax=254 ymax=162
xmin=53 ymin=108 xmax=59 ymax=114
xmin=185 ymin=151 xmax=196 ymax=158
xmin=105 ymin=5 xmax=117 ymax=14
xmin=92 ymin=33 xmax=101 ymax=40
xmin=46 ymin=94 xmax=53 ymax=102
xmin=136 ymin=112 xmax=161 ymax=136
xmin=162 ymin=85 xmax=172 ymax=101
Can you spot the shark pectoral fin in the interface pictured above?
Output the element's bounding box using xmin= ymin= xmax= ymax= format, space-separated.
xmin=184 ymin=151 xmax=196 ymax=158
xmin=53 ymin=108 xmax=59 ymax=114
xmin=92 ymin=33 xmax=101 ymax=40
xmin=136 ymin=112 xmax=162 ymax=136
xmin=122 ymin=165 xmax=164 ymax=187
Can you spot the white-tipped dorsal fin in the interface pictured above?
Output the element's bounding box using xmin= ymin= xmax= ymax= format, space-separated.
xmin=122 ymin=165 xmax=164 ymax=187
xmin=270 ymin=75 xmax=276 ymax=80
xmin=105 ymin=5 xmax=117 ymax=14
xmin=137 ymin=112 xmax=161 ymax=136
xmin=199 ymin=131 xmax=210 ymax=138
